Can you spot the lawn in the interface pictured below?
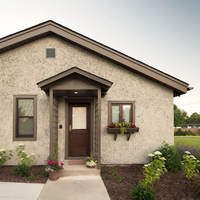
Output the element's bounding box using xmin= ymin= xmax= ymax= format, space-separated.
xmin=174 ymin=136 xmax=200 ymax=147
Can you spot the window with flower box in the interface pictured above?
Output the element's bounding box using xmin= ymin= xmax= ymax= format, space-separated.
xmin=108 ymin=101 xmax=138 ymax=141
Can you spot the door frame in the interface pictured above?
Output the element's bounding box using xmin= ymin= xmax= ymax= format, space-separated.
xmin=65 ymin=99 xmax=94 ymax=160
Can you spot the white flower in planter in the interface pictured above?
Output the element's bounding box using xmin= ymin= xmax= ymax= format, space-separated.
xmin=86 ymin=160 xmax=97 ymax=167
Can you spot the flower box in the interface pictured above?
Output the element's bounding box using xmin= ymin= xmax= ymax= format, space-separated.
xmin=107 ymin=127 xmax=139 ymax=141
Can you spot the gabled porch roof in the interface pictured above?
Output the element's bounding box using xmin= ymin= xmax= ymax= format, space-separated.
xmin=37 ymin=67 xmax=113 ymax=97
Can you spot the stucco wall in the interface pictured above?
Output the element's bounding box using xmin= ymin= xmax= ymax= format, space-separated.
xmin=0 ymin=36 xmax=173 ymax=165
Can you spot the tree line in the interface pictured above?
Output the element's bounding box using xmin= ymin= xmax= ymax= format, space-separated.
xmin=174 ymin=104 xmax=200 ymax=127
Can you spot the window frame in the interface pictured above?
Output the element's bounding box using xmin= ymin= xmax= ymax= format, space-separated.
xmin=13 ymin=95 xmax=37 ymax=141
xmin=108 ymin=101 xmax=135 ymax=124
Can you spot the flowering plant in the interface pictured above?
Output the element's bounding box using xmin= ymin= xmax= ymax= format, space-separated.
xmin=107 ymin=122 xmax=136 ymax=128
xmin=85 ymin=152 xmax=97 ymax=167
xmin=107 ymin=122 xmax=137 ymax=134
xmin=16 ymin=143 xmax=35 ymax=167
xmin=45 ymin=160 xmax=64 ymax=172
xmin=181 ymin=151 xmax=200 ymax=179
xmin=143 ymin=151 xmax=167 ymax=186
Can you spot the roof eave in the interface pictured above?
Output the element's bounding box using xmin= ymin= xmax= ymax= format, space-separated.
xmin=0 ymin=20 xmax=189 ymax=96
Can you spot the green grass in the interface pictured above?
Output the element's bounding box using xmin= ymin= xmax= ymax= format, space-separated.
xmin=174 ymin=136 xmax=200 ymax=148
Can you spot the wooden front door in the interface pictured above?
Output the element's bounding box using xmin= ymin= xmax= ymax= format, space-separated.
xmin=68 ymin=103 xmax=90 ymax=156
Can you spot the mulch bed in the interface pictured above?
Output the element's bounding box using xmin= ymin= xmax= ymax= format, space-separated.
xmin=101 ymin=165 xmax=200 ymax=200
xmin=0 ymin=165 xmax=48 ymax=183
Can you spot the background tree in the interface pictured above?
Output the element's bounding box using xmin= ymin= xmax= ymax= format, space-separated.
xmin=174 ymin=104 xmax=188 ymax=127
xmin=187 ymin=112 xmax=200 ymax=123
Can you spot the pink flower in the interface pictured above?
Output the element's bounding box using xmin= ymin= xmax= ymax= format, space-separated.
xmin=61 ymin=163 xmax=64 ymax=166
xmin=56 ymin=161 xmax=59 ymax=164
xmin=53 ymin=161 xmax=56 ymax=164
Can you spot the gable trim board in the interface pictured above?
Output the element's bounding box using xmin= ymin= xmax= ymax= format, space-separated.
xmin=0 ymin=20 xmax=190 ymax=97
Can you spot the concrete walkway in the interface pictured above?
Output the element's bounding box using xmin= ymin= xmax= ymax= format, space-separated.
xmin=0 ymin=175 xmax=110 ymax=200
xmin=38 ymin=175 xmax=110 ymax=200
xmin=0 ymin=182 xmax=45 ymax=200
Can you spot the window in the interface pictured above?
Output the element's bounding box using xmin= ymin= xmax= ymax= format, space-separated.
xmin=13 ymin=95 xmax=37 ymax=141
xmin=46 ymin=48 xmax=56 ymax=58
xmin=108 ymin=101 xmax=135 ymax=124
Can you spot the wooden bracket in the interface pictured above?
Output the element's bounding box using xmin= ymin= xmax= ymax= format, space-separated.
xmin=127 ymin=133 xmax=131 ymax=141
xmin=114 ymin=132 xmax=118 ymax=141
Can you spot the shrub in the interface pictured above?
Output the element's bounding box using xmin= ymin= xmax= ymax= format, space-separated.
xmin=174 ymin=129 xmax=198 ymax=136
xmin=28 ymin=173 xmax=35 ymax=181
xmin=181 ymin=151 xmax=200 ymax=179
xmin=16 ymin=143 xmax=35 ymax=168
xmin=0 ymin=148 xmax=13 ymax=167
xmin=116 ymin=174 xmax=122 ymax=182
xmin=110 ymin=166 xmax=116 ymax=175
xmin=14 ymin=143 xmax=35 ymax=177
xmin=158 ymin=142 xmax=182 ymax=172
xmin=104 ymin=174 xmax=109 ymax=180
xmin=13 ymin=163 xmax=31 ymax=177
xmin=41 ymin=170 xmax=49 ymax=177
xmin=131 ymin=182 xmax=156 ymax=200
xmin=143 ymin=151 xmax=167 ymax=186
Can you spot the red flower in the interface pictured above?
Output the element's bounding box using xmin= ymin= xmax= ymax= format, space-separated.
xmin=61 ymin=163 xmax=64 ymax=166
xmin=107 ymin=126 xmax=110 ymax=128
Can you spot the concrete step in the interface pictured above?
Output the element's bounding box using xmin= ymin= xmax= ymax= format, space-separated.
xmin=60 ymin=160 xmax=100 ymax=177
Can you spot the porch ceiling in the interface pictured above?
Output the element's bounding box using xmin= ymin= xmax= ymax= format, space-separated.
xmin=53 ymin=89 xmax=97 ymax=98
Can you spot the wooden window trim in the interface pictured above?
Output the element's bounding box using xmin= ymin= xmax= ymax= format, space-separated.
xmin=13 ymin=95 xmax=37 ymax=141
xmin=108 ymin=101 xmax=135 ymax=124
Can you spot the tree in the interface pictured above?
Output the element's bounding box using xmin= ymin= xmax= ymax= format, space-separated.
xmin=187 ymin=112 xmax=200 ymax=123
xmin=174 ymin=104 xmax=188 ymax=127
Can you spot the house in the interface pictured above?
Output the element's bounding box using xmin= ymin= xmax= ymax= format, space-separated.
xmin=0 ymin=21 xmax=191 ymax=167
xmin=182 ymin=123 xmax=200 ymax=128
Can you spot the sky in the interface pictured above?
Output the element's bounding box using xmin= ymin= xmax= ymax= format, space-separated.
xmin=0 ymin=0 xmax=200 ymax=116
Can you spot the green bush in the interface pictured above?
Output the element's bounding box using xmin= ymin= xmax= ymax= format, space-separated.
xmin=104 ymin=174 xmax=110 ymax=180
xmin=0 ymin=148 xmax=13 ymax=167
xmin=131 ymin=182 xmax=156 ymax=200
xmin=116 ymin=174 xmax=122 ymax=182
xmin=13 ymin=163 xmax=31 ymax=177
xmin=158 ymin=142 xmax=182 ymax=172
xmin=144 ymin=151 xmax=167 ymax=186
xmin=41 ymin=170 xmax=49 ymax=177
xmin=28 ymin=173 xmax=35 ymax=181
xmin=182 ymin=151 xmax=199 ymax=179
xmin=174 ymin=129 xmax=198 ymax=136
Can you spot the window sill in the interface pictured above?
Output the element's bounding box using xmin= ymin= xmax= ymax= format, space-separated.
xmin=13 ymin=137 xmax=36 ymax=141
xmin=107 ymin=127 xmax=139 ymax=141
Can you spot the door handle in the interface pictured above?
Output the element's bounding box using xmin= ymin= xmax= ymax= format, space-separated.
xmin=69 ymin=125 xmax=72 ymax=132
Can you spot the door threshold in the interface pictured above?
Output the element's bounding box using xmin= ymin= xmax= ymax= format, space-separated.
xmin=67 ymin=156 xmax=87 ymax=160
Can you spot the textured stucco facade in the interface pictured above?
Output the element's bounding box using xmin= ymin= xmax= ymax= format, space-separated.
xmin=0 ymin=36 xmax=174 ymax=165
